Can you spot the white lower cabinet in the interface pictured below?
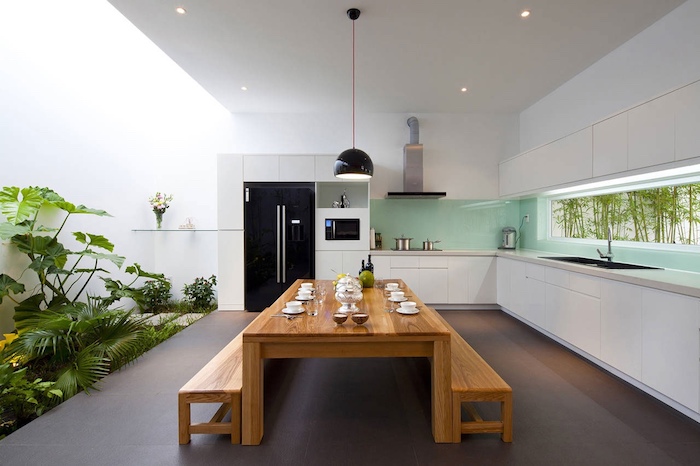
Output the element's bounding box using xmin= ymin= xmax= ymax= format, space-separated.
xmin=641 ymin=288 xmax=700 ymax=412
xmin=499 ymin=257 xmax=700 ymax=416
xmin=448 ymin=257 xmax=497 ymax=304
xmin=600 ymin=280 xmax=643 ymax=379
xmin=545 ymin=283 xmax=601 ymax=358
xmin=315 ymin=250 xmax=373 ymax=280
xmin=500 ymin=258 xmax=546 ymax=328
xmin=217 ymin=230 xmax=245 ymax=310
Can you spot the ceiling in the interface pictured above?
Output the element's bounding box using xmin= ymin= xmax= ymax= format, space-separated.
xmin=106 ymin=0 xmax=685 ymax=115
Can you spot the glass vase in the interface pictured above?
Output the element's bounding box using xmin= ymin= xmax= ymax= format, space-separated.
xmin=154 ymin=210 xmax=163 ymax=229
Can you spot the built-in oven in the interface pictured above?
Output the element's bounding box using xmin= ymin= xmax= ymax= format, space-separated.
xmin=325 ymin=218 xmax=360 ymax=241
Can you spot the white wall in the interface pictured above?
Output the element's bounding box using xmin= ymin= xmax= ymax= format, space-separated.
xmin=0 ymin=0 xmax=234 ymax=332
xmin=232 ymin=112 xmax=518 ymax=199
xmin=520 ymin=0 xmax=700 ymax=152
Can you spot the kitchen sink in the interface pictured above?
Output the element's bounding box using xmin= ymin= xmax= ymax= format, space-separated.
xmin=539 ymin=256 xmax=662 ymax=270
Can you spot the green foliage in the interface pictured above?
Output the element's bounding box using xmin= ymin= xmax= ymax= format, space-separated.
xmin=552 ymin=182 xmax=700 ymax=245
xmin=0 ymin=363 xmax=62 ymax=438
xmin=141 ymin=279 xmax=172 ymax=313
xmin=7 ymin=297 xmax=147 ymax=398
xmin=0 ymin=186 xmax=167 ymax=398
xmin=182 ymin=275 xmax=217 ymax=311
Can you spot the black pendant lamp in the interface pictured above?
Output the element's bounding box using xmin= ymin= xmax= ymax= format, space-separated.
xmin=334 ymin=8 xmax=374 ymax=180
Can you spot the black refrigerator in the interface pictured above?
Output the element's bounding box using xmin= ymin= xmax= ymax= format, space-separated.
xmin=244 ymin=182 xmax=315 ymax=311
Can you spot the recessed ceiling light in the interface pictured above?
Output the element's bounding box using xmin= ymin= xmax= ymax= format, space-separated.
xmin=520 ymin=10 xmax=531 ymax=18
xmin=241 ymin=86 xmax=248 ymax=91
xmin=461 ymin=87 xmax=468 ymax=93
xmin=175 ymin=6 xmax=187 ymax=15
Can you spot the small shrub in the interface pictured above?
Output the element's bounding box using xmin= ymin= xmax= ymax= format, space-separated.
xmin=0 ymin=363 xmax=62 ymax=439
xmin=142 ymin=279 xmax=172 ymax=313
xmin=182 ymin=275 xmax=217 ymax=311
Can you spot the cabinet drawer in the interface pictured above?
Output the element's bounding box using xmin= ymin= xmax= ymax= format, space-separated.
xmin=391 ymin=256 xmax=420 ymax=268
xmin=545 ymin=267 xmax=569 ymax=288
xmin=419 ymin=256 xmax=449 ymax=268
xmin=569 ymin=272 xmax=600 ymax=298
xmin=526 ymin=263 xmax=545 ymax=282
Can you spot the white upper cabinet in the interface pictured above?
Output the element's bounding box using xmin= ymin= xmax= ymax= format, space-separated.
xmin=675 ymin=80 xmax=700 ymax=162
xmin=243 ymin=155 xmax=280 ymax=181
xmin=499 ymin=127 xmax=592 ymax=197
xmin=593 ymin=112 xmax=628 ymax=177
xmin=628 ymin=92 xmax=676 ymax=170
xmin=217 ymin=154 xmax=244 ymax=230
xmin=315 ymin=155 xmax=340 ymax=182
xmin=279 ymin=155 xmax=315 ymax=181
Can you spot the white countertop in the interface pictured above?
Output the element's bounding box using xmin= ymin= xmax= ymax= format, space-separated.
xmin=498 ymin=249 xmax=700 ymax=299
xmin=370 ymin=249 xmax=496 ymax=257
xmin=370 ymin=247 xmax=700 ymax=299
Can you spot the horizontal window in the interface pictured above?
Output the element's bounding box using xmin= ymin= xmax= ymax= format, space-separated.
xmin=550 ymin=182 xmax=700 ymax=245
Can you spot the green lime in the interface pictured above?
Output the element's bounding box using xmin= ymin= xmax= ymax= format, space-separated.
xmin=359 ymin=270 xmax=374 ymax=288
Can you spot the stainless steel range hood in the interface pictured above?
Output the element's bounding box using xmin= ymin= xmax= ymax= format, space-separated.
xmin=386 ymin=117 xmax=446 ymax=199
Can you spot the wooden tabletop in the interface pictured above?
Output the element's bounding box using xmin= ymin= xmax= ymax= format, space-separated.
xmin=243 ymin=279 xmax=451 ymax=339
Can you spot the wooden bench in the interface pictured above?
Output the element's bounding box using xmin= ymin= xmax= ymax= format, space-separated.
xmin=431 ymin=308 xmax=513 ymax=443
xmin=178 ymin=332 xmax=243 ymax=444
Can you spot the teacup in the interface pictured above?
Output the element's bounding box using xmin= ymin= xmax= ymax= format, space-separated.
xmin=286 ymin=301 xmax=302 ymax=312
xmin=399 ymin=301 xmax=417 ymax=312
xmin=390 ymin=291 xmax=405 ymax=301
xmin=298 ymin=290 xmax=312 ymax=300
xmin=301 ymin=282 xmax=314 ymax=290
xmin=385 ymin=283 xmax=399 ymax=292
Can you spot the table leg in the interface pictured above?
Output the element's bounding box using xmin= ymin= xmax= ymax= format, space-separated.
xmin=432 ymin=338 xmax=453 ymax=443
xmin=242 ymin=341 xmax=263 ymax=445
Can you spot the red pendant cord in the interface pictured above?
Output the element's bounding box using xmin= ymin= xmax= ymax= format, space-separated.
xmin=352 ymin=18 xmax=356 ymax=148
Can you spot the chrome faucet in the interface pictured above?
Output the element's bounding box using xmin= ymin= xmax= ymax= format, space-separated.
xmin=597 ymin=226 xmax=614 ymax=262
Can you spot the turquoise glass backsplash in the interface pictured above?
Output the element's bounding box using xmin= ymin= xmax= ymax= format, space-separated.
xmin=370 ymin=199 xmax=521 ymax=250
xmin=518 ymin=197 xmax=700 ymax=274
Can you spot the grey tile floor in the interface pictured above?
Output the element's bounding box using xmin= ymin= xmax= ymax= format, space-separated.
xmin=1 ymin=309 xmax=699 ymax=465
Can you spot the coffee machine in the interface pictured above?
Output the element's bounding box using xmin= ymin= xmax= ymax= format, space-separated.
xmin=500 ymin=227 xmax=516 ymax=249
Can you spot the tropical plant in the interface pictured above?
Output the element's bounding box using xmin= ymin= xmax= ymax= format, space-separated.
xmin=141 ymin=279 xmax=172 ymax=313
xmin=0 ymin=186 xmax=166 ymax=397
xmin=0 ymin=363 xmax=62 ymax=438
xmin=182 ymin=275 xmax=217 ymax=311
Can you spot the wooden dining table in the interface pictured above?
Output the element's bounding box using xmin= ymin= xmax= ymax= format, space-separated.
xmin=241 ymin=279 xmax=453 ymax=445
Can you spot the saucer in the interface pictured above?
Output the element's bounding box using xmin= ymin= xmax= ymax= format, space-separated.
xmin=283 ymin=307 xmax=304 ymax=315
xmin=396 ymin=307 xmax=419 ymax=315
xmin=388 ymin=297 xmax=407 ymax=302
xmin=295 ymin=295 xmax=314 ymax=301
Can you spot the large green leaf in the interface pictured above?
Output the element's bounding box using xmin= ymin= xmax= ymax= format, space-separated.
xmin=0 ymin=274 xmax=26 ymax=302
xmin=73 ymin=232 xmax=114 ymax=252
xmin=0 ymin=186 xmax=44 ymax=225
xmin=0 ymin=222 xmax=31 ymax=240
xmin=13 ymin=294 xmax=47 ymax=329
xmin=52 ymin=201 xmax=111 ymax=217
xmin=83 ymin=251 xmax=125 ymax=268
xmin=125 ymin=263 xmax=166 ymax=281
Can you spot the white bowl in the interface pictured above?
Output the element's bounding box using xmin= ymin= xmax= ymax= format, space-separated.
xmin=301 ymin=282 xmax=314 ymax=290
xmin=399 ymin=301 xmax=416 ymax=311
xmin=385 ymin=283 xmax=399 ymax=291
xmin=286 ymin=301 xmax=302 ymax=311
xmin=390 ymin=291 xmax=405 ymax=301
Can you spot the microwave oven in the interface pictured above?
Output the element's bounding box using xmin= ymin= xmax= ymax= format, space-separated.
xmin=325 ymin=218 xmax=360 ymax=241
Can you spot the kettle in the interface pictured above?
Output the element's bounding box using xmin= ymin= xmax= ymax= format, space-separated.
xmin=500 ymin=227 xmax=516 ymax=249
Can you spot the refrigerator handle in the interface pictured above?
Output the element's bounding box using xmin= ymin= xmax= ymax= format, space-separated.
xmin=281 ymin=205 xmax=287 ymax=283
xmin=276 ymin=204 xmax=281 ymax=283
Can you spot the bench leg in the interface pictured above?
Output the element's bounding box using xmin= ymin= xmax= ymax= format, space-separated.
xmin=178 ymin=394 xmax=191 ymax=445
xmin=501 ymin=393 xmax=513 ymax=443
xmin=231 ymin=393 xmax=241 ymax=444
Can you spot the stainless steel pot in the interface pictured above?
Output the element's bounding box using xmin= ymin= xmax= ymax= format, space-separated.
xmin=394 ymin=235 xmax=413 ymax=250
xmin=422 ymin=239 xmax=441 ymax=250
